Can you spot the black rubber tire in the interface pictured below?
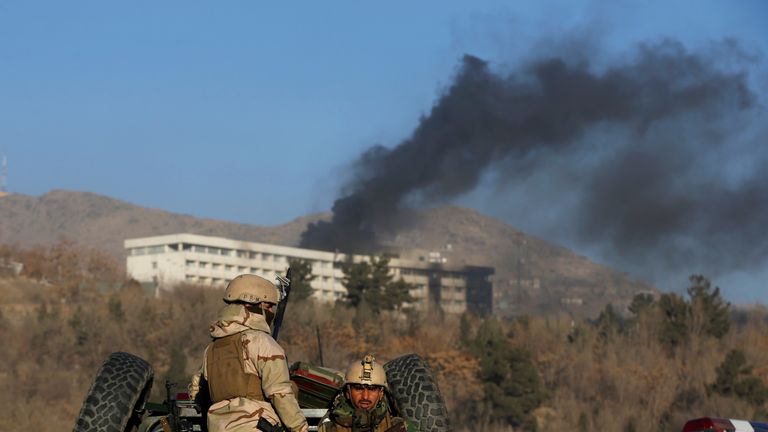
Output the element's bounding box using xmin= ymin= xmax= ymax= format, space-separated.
xmin=384 ymin=353 xmax=450 ymax=432
xmin=73 ymin=352 xmax=154 ymax=432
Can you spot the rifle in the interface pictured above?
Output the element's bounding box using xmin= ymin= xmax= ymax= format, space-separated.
xmin=272 ymin=267 xmax=292 ymax=340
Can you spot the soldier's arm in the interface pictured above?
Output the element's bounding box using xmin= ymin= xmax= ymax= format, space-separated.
xmin=258 ymin=338 xmax=308 ymax=432
xmin=188 ymin=371 xmax=202 ymax=399
xmin=188 ymin=346 xmax=209 ymax=399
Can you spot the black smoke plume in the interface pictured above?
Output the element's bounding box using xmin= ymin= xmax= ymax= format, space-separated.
xmin=301 ymin=39 xmax=766 ymax=280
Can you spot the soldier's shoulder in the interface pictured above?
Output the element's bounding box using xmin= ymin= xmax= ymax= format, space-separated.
xmin=244 ymin=330 xmax=286 ymax=357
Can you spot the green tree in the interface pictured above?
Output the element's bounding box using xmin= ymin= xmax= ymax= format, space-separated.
xmin=595 ymin=303 xmax=623 ymax=342
xmin=287 ymin=258 xmax=316 ymax=302
xmin=628 ymin=293 xmax=655 ymax=316
xmin=710 ymin=349 xmax=768 ymax=406
xmin=657 ymin=293 xmax=689 ymax=354
xmin=470 ymin=317 xmax=546 ymax=430
xmin=687 ymin=274 xmax=730 ymax=339
xmin=340 ymin=255 xmax=414 ymax=314
xmin=340 ymin=257 xmax=372 ymax=309
xmin=382 ymin=278 xmax=414 ymax=311
xmin=459 ymin=312 xmax=474 ymax=346
xmin=108 ymin=296 xmax=125 ymax=322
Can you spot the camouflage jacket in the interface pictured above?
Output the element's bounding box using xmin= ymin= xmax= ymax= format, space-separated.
xmin=318 ymin=393 xmax=418 ymax=432
xmin=189 ymin=304 xmax=308 ymax=432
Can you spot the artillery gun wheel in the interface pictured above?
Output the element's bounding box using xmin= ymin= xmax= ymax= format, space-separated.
xmin=384 ymin=353 xmax=450 ymax=432
xmin=74 ymin=352 xmax=154 ymax=432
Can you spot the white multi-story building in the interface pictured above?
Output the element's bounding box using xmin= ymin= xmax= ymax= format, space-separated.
xmin=125 ymin=233 xmax=494 ymax=314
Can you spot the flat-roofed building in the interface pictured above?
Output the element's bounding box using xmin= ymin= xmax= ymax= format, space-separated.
xmin=125 ymin=233 xmax=493 ymax=314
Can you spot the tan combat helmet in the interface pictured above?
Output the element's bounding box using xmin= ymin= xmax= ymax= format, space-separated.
xmin=223 ymin=274 xmax=280 ymax=305
xmin=345 ymin=354 xmax=387 ymax=388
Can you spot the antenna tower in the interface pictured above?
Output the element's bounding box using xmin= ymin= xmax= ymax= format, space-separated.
xmin=0 ymin=155 xmax=6 ymax=192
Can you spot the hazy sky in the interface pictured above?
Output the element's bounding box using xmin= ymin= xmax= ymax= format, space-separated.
xmin=2 ymin=1 xmax=767 ymax=303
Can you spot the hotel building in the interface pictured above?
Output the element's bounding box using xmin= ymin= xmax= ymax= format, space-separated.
xmin=125 ymin=233 xmax=493 ymax=314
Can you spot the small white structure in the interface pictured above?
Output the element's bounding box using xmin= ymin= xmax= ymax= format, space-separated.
xmin=125 ymin=233 xmax=494 ymax=314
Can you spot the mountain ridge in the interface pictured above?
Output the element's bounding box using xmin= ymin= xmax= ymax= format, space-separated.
xmin=0 ymin=189 xmax=655 ymax=317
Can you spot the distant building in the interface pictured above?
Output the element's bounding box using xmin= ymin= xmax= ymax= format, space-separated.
xmin=125 ymin=233 xmax=494 ymax=314
xmin=0 ymin=258 xmax=23 ymax=276
xmin=493 ymin=277 xmax=540 ymax=313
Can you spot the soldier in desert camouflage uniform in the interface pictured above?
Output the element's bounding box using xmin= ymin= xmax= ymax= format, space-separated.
xmin=189 ymin=274 xmax=308 ymax=432
xmin=318 ymin=354 xmax=416 ymax=432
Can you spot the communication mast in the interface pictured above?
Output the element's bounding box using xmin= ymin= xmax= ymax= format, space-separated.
xmin=0 ymin=155 xmax=6 ymax=192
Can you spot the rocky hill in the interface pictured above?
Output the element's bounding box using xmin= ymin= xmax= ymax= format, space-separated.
xmin=0 ymin=190 xmax=656 ymax=317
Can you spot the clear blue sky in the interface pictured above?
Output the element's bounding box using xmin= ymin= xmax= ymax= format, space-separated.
xmin=2 ymin=1 xmax=767 ymax=303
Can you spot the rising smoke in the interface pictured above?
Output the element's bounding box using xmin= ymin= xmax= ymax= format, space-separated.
xmin=301 ymin=39 xmax=766 ymax=280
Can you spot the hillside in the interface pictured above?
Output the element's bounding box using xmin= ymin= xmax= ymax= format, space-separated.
xmin=0 ymin=190 xmax=318 ymax=259
xmin=0 ymin=190 xmax=655 ymax=317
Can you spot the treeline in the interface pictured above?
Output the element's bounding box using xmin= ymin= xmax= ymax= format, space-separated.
xmin=1 ymin=242 xmax=768 ymax=432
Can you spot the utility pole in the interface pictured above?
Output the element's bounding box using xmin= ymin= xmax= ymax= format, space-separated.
xmin=1 ymin=155 xmax=7 ymax=192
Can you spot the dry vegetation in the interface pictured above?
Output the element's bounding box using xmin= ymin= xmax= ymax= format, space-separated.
xmin=2 ymin=241 xmax=768 ymax=432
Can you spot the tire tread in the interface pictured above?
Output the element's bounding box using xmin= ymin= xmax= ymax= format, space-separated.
xmin=384 ymin=354 xmax=450 ymax=432
xmin=73 ymin=352 xmax=154 ymax=432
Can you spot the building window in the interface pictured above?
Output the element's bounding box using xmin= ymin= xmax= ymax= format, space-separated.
xmin=224 ymin=264 xmax=233 ymax=271
xmin=145 ymin=246 xmax=164 ymax=254
xmin=212 ymin=263 xmax=221 ymax=270
xmin=151 ymin=261 xmax=158 ymax=269
xmin=250 ymin=267 xmax=259 ymax=273
xmin=186 ymin=260 xmax=196 ymax=267
xmin=237 ymin=250 xmax=249 ymax=258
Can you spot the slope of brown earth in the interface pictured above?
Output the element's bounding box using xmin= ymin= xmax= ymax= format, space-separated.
xmin=0 ymin=190 xmax=324 ymax=264
xmin=388 ymin=206 xmax=656 ymax=317
xmin=0 ymin=190 xmax=655 ymax=318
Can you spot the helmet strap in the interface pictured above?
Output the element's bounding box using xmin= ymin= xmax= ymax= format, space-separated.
xmin=245 ymin=302 xmax=275 ymax=326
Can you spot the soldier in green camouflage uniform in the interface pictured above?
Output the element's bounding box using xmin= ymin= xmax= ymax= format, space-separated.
xmin=189 ymin=274 xmax=308 ymax=432
xmin=318 ymin=355 xmax=417 ymax=432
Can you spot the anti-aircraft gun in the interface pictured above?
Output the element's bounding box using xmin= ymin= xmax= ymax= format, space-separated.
xmin=72 ymin=269 xmax=449 ymax=432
